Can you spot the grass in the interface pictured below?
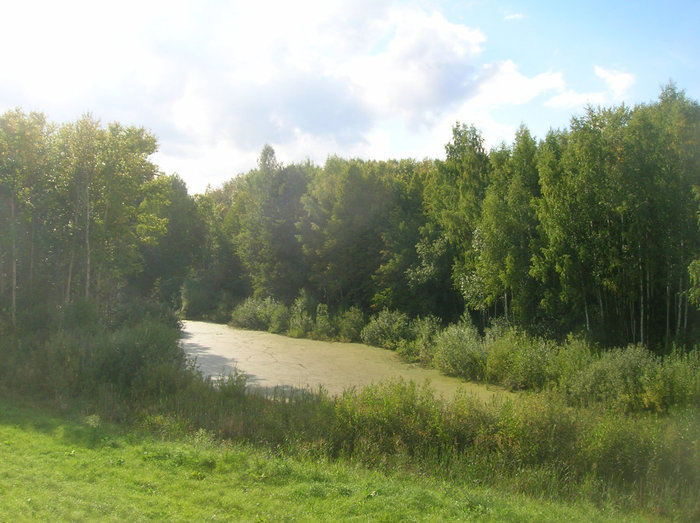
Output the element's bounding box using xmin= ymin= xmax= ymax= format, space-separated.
xmin=0 ymin=397 xmax=652 ymax=522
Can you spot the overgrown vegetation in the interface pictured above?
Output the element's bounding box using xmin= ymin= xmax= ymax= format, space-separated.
xmin=2 ymin=85 xmax=700 ymax=520
xmin=231 ymin=295 xmax=700 ymax=413
xmin=1 ymin=302 xmax=699 ymax=520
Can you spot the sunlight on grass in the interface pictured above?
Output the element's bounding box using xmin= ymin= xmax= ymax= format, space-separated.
xmin=0 ymin=399 xmax=639 ymax=522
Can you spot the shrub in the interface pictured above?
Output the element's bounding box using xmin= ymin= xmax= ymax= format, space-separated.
xmin=485 ymin=328 xmax=554 ymax=390
xmin=336 ymin=307 xmax=365 ymax=342
xmin=547 ymin=334 xmax=596 ymax=391
xmin=95 ymin=318 xmax=184 ymax=397
xmin=433 ymin=322 xmax=485 ymax=380
xmin=287 ymin=290 xmax=315 ymax=338
xmin=397 ymin=315 xmax=441 ymax=364
xmin=268 ymin=302 xmax=290 ymax=334
xmin=230 ymin=297 xmax=278 ymax=331
xmin=564 ymin=344 xmax=656 ymax=411
xmin=641 ymin=347 xmax=700 ymax=412
xmin=330 ymin=379 xmax=444 ymax=459
xmin=360 ymin=309 xmax=409 ymax=350
xmin=311 ymin=304 xmax=335 ymax=340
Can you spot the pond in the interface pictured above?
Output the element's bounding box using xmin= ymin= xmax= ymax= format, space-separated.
xmin=181 ymin=320 xmax=506 ymax=401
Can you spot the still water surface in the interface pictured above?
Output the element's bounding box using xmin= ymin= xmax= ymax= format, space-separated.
xmin=181 ymin=320 xmax=505 ymax=401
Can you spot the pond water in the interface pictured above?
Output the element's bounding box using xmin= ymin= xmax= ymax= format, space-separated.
xmin=181 ymin=320 xmax=505 ymax=402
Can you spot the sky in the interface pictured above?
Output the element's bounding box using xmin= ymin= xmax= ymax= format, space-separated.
xmin=1 ymin=1 xmax=698 ymax=194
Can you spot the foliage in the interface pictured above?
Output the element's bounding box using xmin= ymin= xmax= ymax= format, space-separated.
xmin=268 ymin=301 xmax=291 ymax=334
xmin=432 ymin=321 xmax=485 ymax=380
xmin=230 ymin=297 xmax=279 ymax=331
xmin=311 ymin=303 xmax=336 ymax=340
xmin=287 ymin=289 xmax=315 ymax=338
xmin=4 ymin=399 xmax=674 ymax=523
xmin=335 ymin=306 xmax=365 ymax=343
xmin=360 ymin=309 xmax=410 ymax=350
xmin=396 ymin=315 xmax=442 ymax=364
xmin=3 ymin=298 xmax=700 ymax=521
xmin=484 ymin=327 xmax=555 ymax=390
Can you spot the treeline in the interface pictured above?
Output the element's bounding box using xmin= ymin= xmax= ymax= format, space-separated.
xmin=190 ymin=85 xmax=700 ymax=350
xmin=1 ymin=85 xmax=700 ymax=350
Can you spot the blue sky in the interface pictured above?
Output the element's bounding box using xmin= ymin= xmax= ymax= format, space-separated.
xmin=1 ymin=0 xmax=698 ymax=193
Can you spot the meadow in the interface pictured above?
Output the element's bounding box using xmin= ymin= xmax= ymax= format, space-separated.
xmin=1 ymin=397 xmax=645 ymax=522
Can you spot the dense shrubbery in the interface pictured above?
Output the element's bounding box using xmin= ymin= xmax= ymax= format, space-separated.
xmin=432 ymin=322 xmax=485 ymax=379
xmin=396 ymin=315 xmax=441 ymax=364
xmin=336 ymin=306 xmax=365 ymax=343
xmin=229 ymin=296 xmax=279 ymax=331
xmin=360 ymin=308 xmax=410 ymax=349
xmin=229 ymin=297 xmax=700 ymax=413
xmin=0 ymin=297 xmax=186 ymax=403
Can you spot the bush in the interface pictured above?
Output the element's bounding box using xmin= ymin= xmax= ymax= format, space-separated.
xmin=397 ymin=315 xmax=441 ymax=364
xmin=230 ymin=297 xmax=278 ymax=331
xmin=268 ymin=302 xmax=290 ymax=334
xmin=564 ymin=344 xmax=656 ymax=411
xmin=108 ymin=295 xmax=182 ymax=330
xmin=433 ymin=322 xmax=485 ymax=380
xmin=336 ymin=307 xmax=365 ymax=342
xmin=287 ymin=290 xmax=315 ymax=338
xmin=547 ymin=334 xmax=597 ymax=391
xmin=311 ymin=304 xmax=335 ymax=340
xmin=485 ymin=327 xmax=554 ymax=390
xmin=95 ymin=318 xmax=184 ymax=397
xmin=641 ymin=347 xmax=700 ymax=412
xmin=360 ymin=309 xmax=409 ymax=350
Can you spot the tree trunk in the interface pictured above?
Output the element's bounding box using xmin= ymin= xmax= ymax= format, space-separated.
xmin=29 ymin=221 xmax=35 ymax=288
xmin=639 ymin=270 xmax=645 ymax=346
xmin=10 ymin=197 xmax=16 ymax=328
xmin=0 ymin=241 xmax=5 ymax=297
xmin=85 ymin=181 xmax=91 ymax=299
xmin=666 ymin=274 xmax=671 ymax=349
xmin=65 ymin=250 xmax=74 ymax=305
xmin=676 ymin=273 xmax=683 ymax=341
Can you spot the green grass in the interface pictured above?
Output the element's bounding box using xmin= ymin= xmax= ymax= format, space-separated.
xmin=0 ymin=398 xmax=651 ymax=522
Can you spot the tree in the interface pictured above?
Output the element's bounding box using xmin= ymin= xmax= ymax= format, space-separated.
xmin=470 ymin=126 xmax=540 ymax=326
xmin=423 ymin=123 xmax=491 ymax=315
xmin=0 ymin=110 xmax=51 ymax=327
xmin=232 ymin=146 xmax=311 ymax=302
xmin=297 ymin=157 xmax=392 ymax=309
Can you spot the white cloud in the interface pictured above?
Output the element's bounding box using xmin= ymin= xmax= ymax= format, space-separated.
xmin=472 ymin=61 xmax=564 ymax=107
xmin=594 ymin=66 xmax=636 ymax=99
xmin=505 ymin=13 xmax=526 ymax=20
xmin=543 ymin=66 xmax=635 ymax=109
xmin=343 ymin=8 xmax=486 ymax=126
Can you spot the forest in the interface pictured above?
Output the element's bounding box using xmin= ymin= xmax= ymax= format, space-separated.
xmin=3 ymin=84 xmax=698 ymax=350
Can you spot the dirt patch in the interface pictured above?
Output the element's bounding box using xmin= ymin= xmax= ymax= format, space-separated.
xmin=181 ymin=320 xmax=506 ymax=402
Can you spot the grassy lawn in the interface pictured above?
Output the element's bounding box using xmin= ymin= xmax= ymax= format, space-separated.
xmin=0 ymin=398 xmax=654 ymax=522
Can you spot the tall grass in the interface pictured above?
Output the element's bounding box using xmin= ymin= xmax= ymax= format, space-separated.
xmin=3 ymin=298 xmax=700 ymax=520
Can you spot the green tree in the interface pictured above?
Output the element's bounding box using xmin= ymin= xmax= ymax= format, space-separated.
xmin=470 ymin=126 xmax=540 ymax=326
xmin=232 ymin=146 xmax=311 ymax=302
xmin=297 ymin=157 xmax=392 ymax=309
xmin=423 ymin=123 xmax=491 ymax=314
xmin=0 ymin=110 xmax=52 ymax=327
